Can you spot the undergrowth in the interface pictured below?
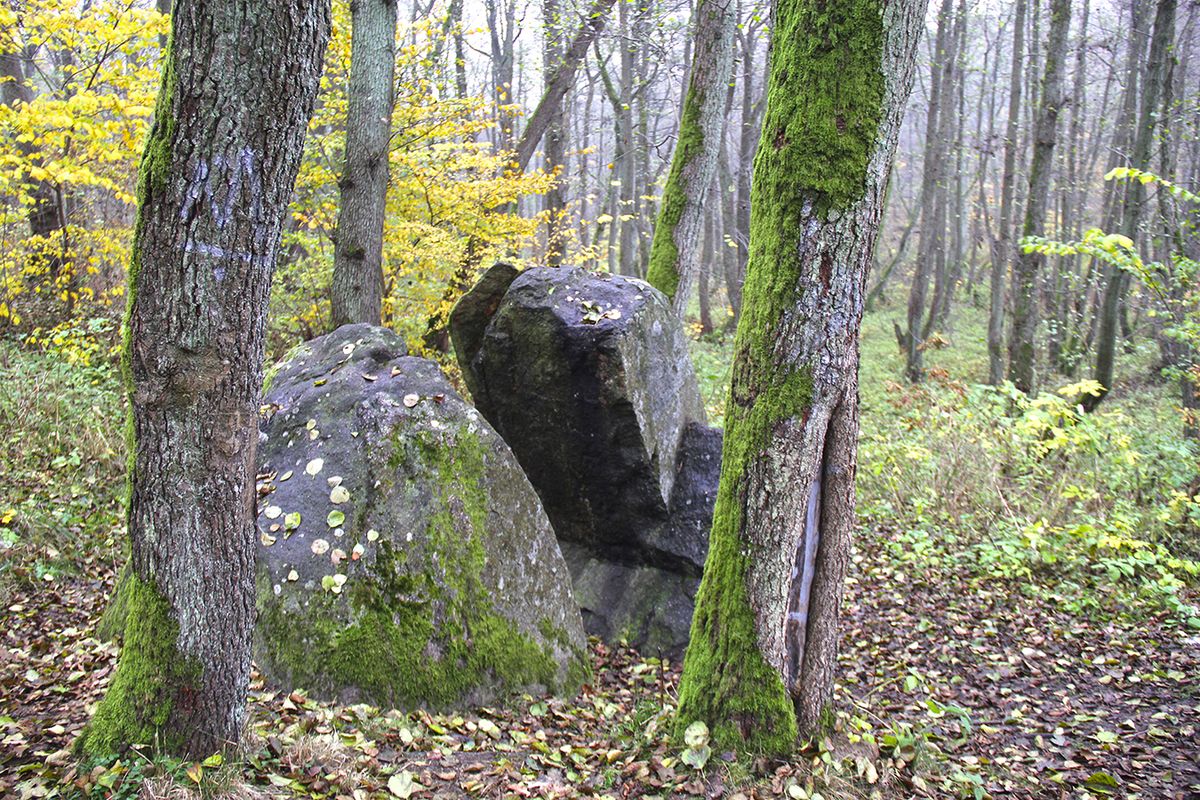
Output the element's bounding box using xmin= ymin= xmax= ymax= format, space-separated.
xmin=0 ymin=339 xmax=125 ymax=602
xmin=692 ymin=304 xmax=1200 ymax=629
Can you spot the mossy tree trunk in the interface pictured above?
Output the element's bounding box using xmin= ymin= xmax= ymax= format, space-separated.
xmin=645 ymin=0 xmax=735 ymax=313
xmin=1006 ymin=0 xmax=1071 ymax=394
xmin=674 ymin=0 xmax=925 ymax=756
xmin=330 ymin=0 xmax=398 ymax=328
xmin=78 ymin=0 xmax=329 ymax=759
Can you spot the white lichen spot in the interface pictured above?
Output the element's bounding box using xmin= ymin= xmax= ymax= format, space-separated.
xmin=273 ymin=584 xmax=282 ymax=596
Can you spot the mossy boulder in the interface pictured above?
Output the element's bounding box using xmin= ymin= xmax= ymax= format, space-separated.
xmin=254 ymin=323 xmax=588 ymax=709
xmin=450 ymin=266 xmax=722 ymax=654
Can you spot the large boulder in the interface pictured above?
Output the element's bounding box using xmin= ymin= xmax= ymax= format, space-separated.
xmin=254 ymin=323 xmax=589 ymax=709
xmin=451 ymin=265 xmax=721 ymax=653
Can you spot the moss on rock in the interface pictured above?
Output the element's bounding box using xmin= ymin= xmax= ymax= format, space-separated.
xmin=255 ymin=344 xmax=588 ymax=709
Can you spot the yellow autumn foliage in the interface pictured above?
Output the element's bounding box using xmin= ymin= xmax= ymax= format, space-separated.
xmin=0 ymin=0 xmax=558 ymax=365
xmin=0 ymin=0 xmax=165 ymax=363
xmin=272 ymin=2 xmax=555 ymax=356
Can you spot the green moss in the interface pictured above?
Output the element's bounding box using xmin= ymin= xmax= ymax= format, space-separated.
xmin=263 ymin=342 xmax=313 ymax=393
xmin=257 ymin=424 xmax=587 ymax=708
xmin=674 ymin=0 xmax=886 ymax=758
xmin=95 ymin=564 xmax=131 ymax=642
xmin=99 ymin=17 xmax=179 ymax=651
xmin=646 ymin=86 xmax=706 ymax=302
xmin=76 ymin=573 xmax=200 ymax=757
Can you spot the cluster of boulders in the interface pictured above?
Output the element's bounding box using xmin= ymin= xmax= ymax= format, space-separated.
xmin=450 ymin=265 xmax=721 ymax=652
xmin=253 ymin=266 xmax=721 ymax=709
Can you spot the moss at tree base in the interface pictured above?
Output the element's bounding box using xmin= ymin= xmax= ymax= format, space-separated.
xmin=674 ymin=531 xmax=799 ymax=758
xmin=95 ymin=564 xmax=131 ymax=642
xmin=76 ymin=572 xmax=199 ymax=758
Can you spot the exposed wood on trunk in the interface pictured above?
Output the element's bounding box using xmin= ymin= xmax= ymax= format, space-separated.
xmin=675 ymin=0 xmax=926 ymax=754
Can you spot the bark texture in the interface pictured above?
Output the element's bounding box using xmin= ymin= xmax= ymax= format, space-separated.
xmin=77 ymin=0 xmax=329 ymax=758
xmin=330 ymin=0 xmax=398 ymax=327
xmin=674 ymin=0 xmax=925 ymax=755
xmin=1006 ymin=0 xmax=1071 ymax=393
xmin=645 ymin=0 xmax=736 ymax=313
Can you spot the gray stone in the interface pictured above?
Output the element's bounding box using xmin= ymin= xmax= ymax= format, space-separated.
xmin=254 ymin=323 xmax=588 ymax=709
xmin=451 ymin=266 xmax=721 ymax=654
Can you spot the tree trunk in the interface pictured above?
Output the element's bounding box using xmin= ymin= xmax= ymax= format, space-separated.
xmin=486 ymin=0 xmax=518 ymax=152
xmin=1086 ymin=0 xmax=1177 ymax=411
xmin=513 ymin=0 xmax=617 ymax=174
xmin=987 ymin=0 xmax=1027 ymax=385
xmin=330 ymin=0 xmax=398 ymax=328
xmin=0 ymin=48 xmax=68 ymax=302
xmin=675 ymin=0 xmax=925 ymax=754
xmin=1006 ymin=0 xmax=1071 ymax=394
xmin=698 ymin=207 xmax=714 ymax=333
xmin=616 ymin=0 xmax=637 ymax=276
xmin=77 ymin=0 xmax=328 ymax=759
xmin=899 ymin=0 xmax=951 ymax=381
xmin=731 ymin=13 xmax=763 ymax=326
xmin=645 ymin=0 xmax=736 ymax=313
xmin=542 ymin=0 xmax=567 ymax=266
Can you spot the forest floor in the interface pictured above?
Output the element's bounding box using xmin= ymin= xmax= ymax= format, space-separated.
xmin=2 ymin=524 xmax=1197 ymax=800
